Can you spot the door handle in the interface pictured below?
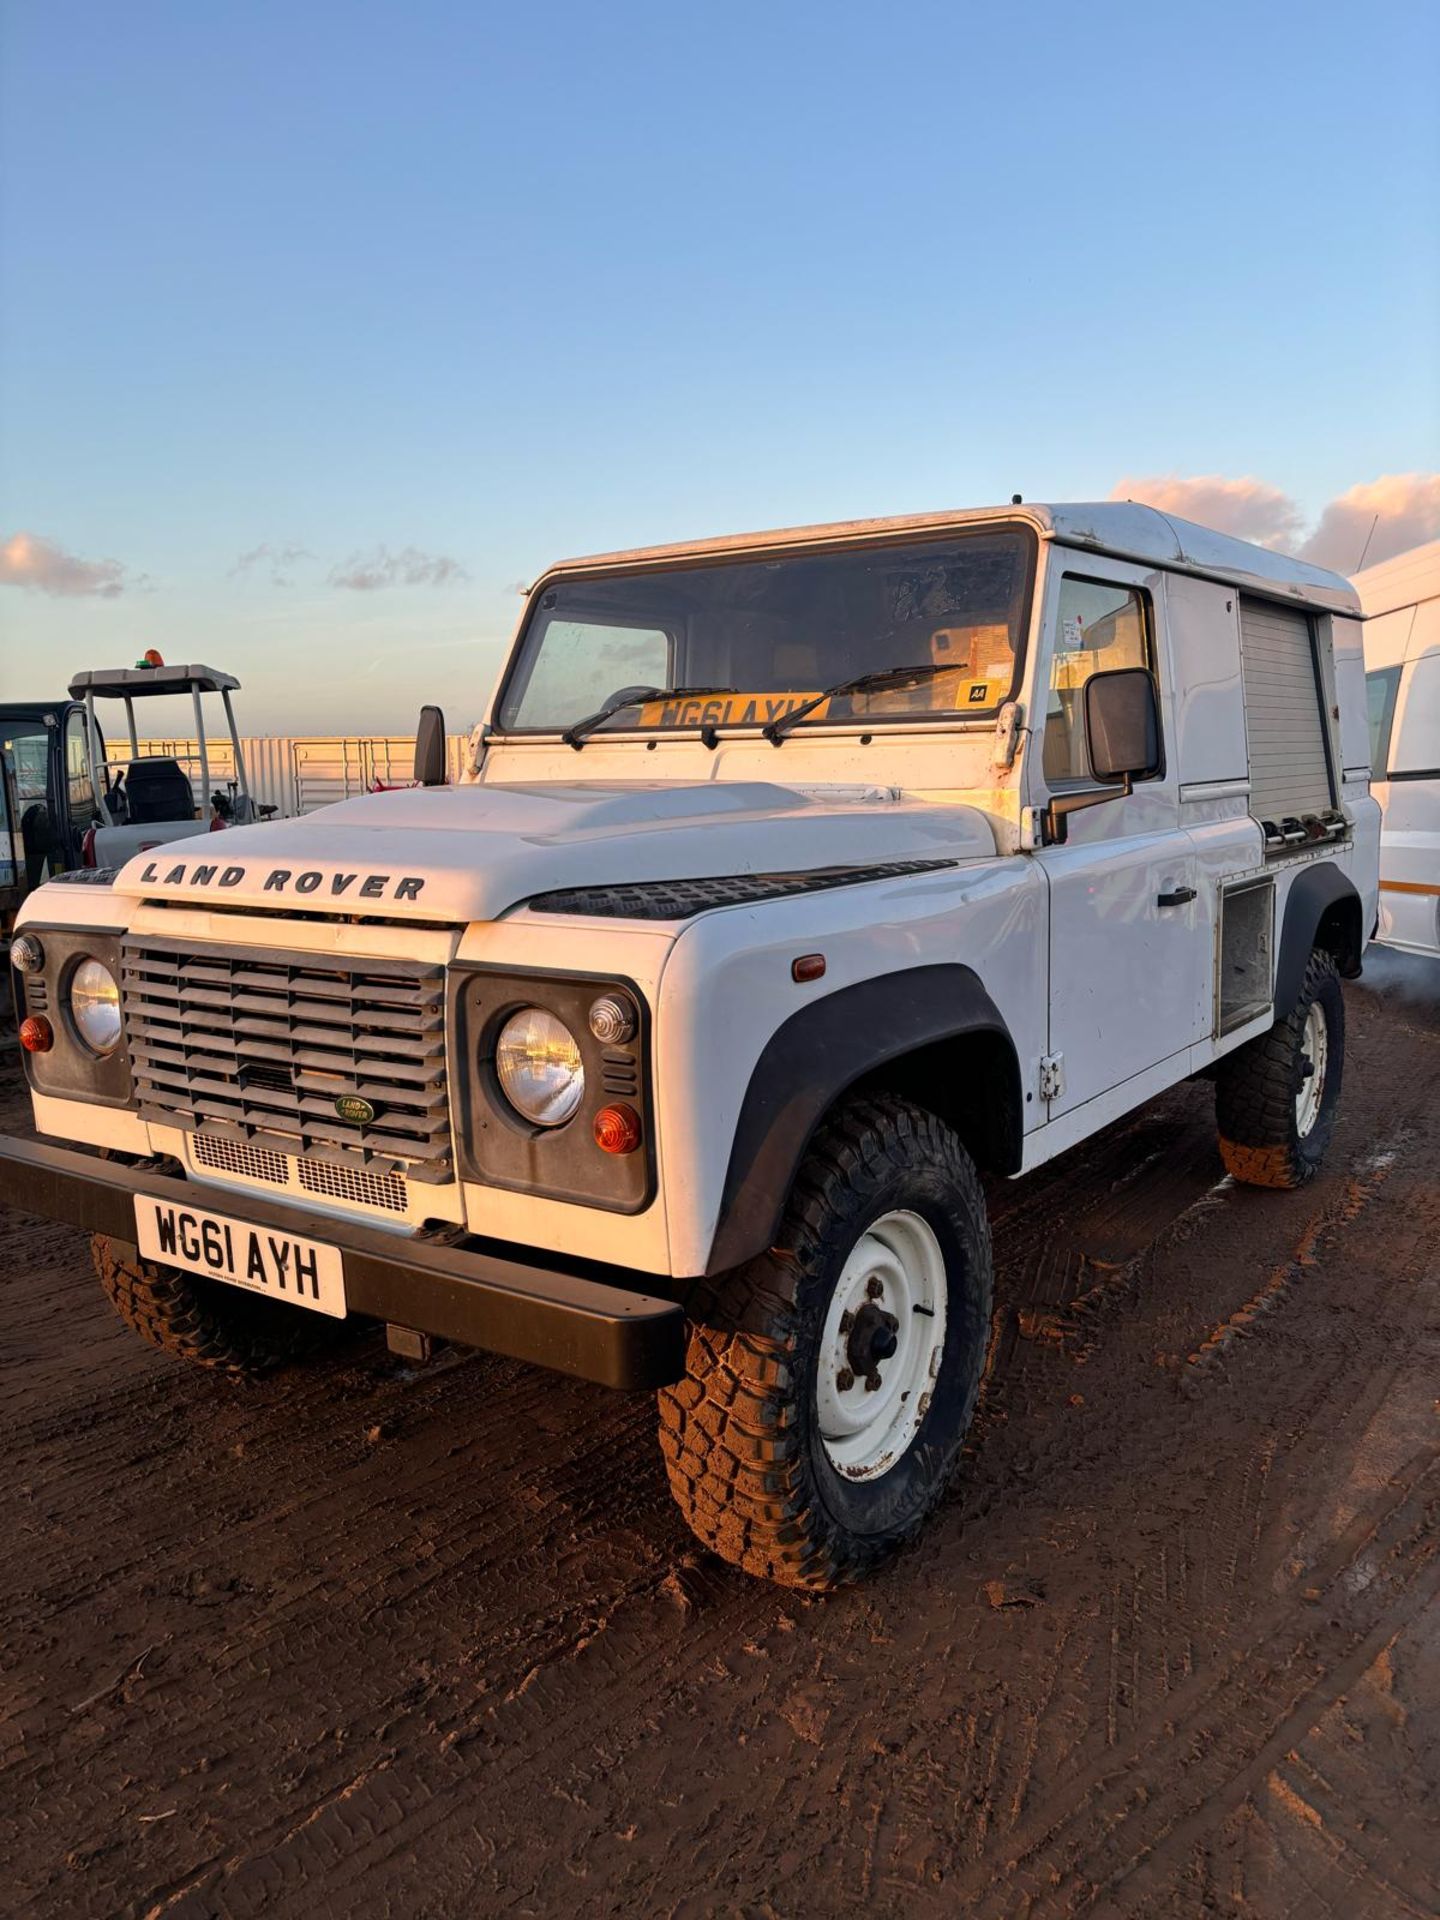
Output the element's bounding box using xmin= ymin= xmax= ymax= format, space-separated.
xmin=1157 ymin=886 xmax=1196 ymax=908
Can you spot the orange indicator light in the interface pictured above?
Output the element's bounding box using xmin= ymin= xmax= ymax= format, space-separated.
xmin=593 ymin=1104 xmax=642 ymax=1155
xmin=19 ymin=1015 xmax=54 ymax=1053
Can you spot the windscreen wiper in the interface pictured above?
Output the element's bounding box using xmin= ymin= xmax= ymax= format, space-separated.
xmin=762 ymin=662 xmax=963 ymax=745
xmin=562 ymin=686 xmax=739 ymax=749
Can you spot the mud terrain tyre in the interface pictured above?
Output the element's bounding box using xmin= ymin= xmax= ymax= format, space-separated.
xmin=659 ymin=1096 xmax=994 ymax=1588
xmin=1215 ymin=948 xmax=1345 ymax=1189
xmin=92 ymin=1233 xmax=343 ymax=1373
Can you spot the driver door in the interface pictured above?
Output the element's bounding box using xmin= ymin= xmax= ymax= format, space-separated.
xmin=0 ymin=746 xmax=21 ymax=899
xmin=63 ymin=705 xmax=102 ymax=860
xmin=1031 ymin=560 xmax=1209 ymax=1118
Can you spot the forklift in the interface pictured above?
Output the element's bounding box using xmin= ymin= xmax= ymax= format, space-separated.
xmin=1 ymin=696 xmax=87 ymax=942
xmin=3 ymin=653 xmax=271 ymax=951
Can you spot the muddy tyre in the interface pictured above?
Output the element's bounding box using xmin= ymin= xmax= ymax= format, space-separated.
xmin=1215 ymin=949 xmax=1345 ymax=1189
xmin=659 ymin=1096 xmax=994 ymax=1589
xmin=92 ymin=1233 xmax=343 ymax=1373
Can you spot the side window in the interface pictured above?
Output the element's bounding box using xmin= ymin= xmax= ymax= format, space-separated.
xmin=65 ymin=711 xmax=97 ymax=817
xmin=1390 ymin=653 xmax=1439 ymax=777
xmin=1043 ymin=577 xmax=1154 ymax=784
xmin=5 ymin=727 xmax=50 ymax=803
xmin=1365 ymin=667 xmax=1402 ymax=780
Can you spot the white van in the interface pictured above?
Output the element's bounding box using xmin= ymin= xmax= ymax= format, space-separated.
xmin=1356 ymin=541 xmax=1440 ymax=959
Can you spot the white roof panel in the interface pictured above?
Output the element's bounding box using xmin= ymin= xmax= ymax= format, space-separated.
xmin=1352 ymin=539 xmax=1440 ymax=619
xmin=538 ymin=501 xmax=1358 ymax=615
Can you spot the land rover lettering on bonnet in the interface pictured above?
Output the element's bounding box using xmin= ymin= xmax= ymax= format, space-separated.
xmin=3 ymin=502 xmax=1380 ymax=1590
xmin=134 ymin=859 xmax=427 ymax=902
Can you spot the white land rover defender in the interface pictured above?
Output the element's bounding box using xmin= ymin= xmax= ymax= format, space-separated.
xmin=4 ymin=504 xmax=1379 ymax=1587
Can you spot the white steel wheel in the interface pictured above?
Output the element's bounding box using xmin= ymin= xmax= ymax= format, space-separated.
xmin=814 ymin=1209 xmax=948 ymax=1482
xmin=1295 ymin=1000 xmax=1329 ymax=1138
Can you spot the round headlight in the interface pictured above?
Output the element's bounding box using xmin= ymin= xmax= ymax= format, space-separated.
xmin=495 ymin=1007 xmax=584 ymax=1127
xmin=70 ymin=957 xmax=122 ymax=1055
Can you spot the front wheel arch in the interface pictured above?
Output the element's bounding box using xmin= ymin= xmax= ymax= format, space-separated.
xmin=703 ymin=964 xmax=1022 ymax=1277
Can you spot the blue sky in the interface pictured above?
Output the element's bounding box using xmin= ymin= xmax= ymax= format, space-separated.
xmin=2 ymin=0 xmax=1437 ymax=732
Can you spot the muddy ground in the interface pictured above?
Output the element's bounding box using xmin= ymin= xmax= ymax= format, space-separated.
xmin=2 ymin=956 xmax=1439 ymax=1919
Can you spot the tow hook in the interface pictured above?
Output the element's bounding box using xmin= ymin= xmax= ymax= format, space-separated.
xmin=387 ymin=1325 xmax=438 ymax=1363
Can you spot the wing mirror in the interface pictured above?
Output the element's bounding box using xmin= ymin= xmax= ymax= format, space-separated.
xmin=1044 ymin=668 xmax=1160 ymax=844
xmin=413 ymin=705 xmax=448 ymax=787
xmin=1085 ymin=667 xmax=1160 ymax=783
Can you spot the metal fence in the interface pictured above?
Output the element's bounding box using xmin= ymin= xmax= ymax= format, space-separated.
xmin=134 ymin=735 xmax=472 ymax=817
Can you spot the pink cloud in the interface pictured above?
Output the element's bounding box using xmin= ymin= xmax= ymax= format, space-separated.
xmin=0 ymin=530 xmax=128 ymax=597
xmin=1109 ymin=470 xmax=1440 ymax=575
xmin=1297 ymin=473 xmax=1440 ymax=572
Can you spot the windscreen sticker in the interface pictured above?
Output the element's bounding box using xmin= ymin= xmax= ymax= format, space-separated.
xmin=637 ymin=692 xmax=825 ymax=728
xmin=635 ymin=671 xmax=1007 ymax=731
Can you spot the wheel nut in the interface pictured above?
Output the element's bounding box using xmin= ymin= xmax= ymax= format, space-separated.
xmin=836 ymin=1367 xmax=855 ymax=1392
xmin=865 ymin=1370 xmax=883 ymax=1392
xmin=839 ymin=1310 xmax=854 ymax=1334
xmin=866 ymin=1277 xmax=883 ymax=1299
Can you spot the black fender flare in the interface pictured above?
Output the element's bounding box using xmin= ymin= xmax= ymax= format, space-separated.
xmin=705 ymin=963 xmax=1021 ymax=1275
xmin=1274 ymin=860 xmax=1363 ymax=1013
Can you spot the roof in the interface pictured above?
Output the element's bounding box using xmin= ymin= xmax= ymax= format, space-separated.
xmin=1351 ymin=539 xmax=1440 ymax=619
xmin=538 ymin=501 xmax=1360 ymax=614
xmin=68 ymin=664 xmax=241 ymax=699
xmin=0 ymin=699 xmax=73 ymax=723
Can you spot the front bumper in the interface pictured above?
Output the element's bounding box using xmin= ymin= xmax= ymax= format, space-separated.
xmin=0 ymin=1136 xmax=686 ymax=1390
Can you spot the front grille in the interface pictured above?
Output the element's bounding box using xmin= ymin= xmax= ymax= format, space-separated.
xmin=191 ymin=1129 xmax=411 ymax=1214
xmin=298 ymin=1157 xmax=408 ymax=1213
xmin=124 ymin=939 xmax=451 ymax=1182
xmin=193 ymin=1133 xmax=289 ymax=1185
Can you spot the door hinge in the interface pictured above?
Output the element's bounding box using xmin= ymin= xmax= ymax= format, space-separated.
xmin=1039 ymin=1053 xmax=1065 ymax=1103
xmin=992 ymin=699 xmax=1024 ymax=770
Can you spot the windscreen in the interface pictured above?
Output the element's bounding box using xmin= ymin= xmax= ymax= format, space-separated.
xmin=499 ymin=527 xmax=1035 ymax=735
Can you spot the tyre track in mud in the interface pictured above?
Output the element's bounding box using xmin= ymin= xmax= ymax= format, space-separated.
xmin=2 ymin=974 xmax=1438 ymax=1917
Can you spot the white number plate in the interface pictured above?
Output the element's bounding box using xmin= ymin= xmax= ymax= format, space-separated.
xmin=133 ymin=1196 xmax=347 ymax=1318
